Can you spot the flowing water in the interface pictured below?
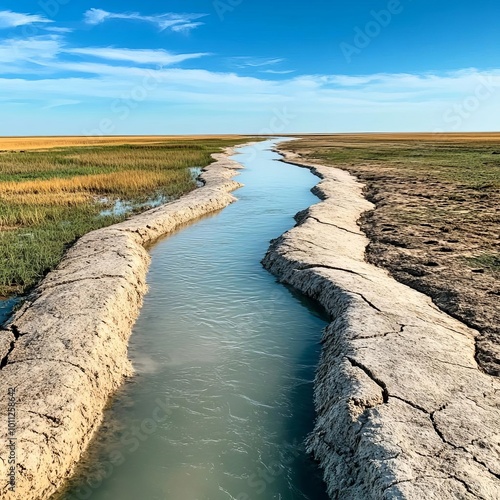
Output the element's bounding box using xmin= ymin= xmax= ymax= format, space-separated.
xmin=60 ymin=140 xmax=329 ymax=500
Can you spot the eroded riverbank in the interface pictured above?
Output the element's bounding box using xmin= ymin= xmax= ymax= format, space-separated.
xmin=280 ymin=135 xmax=500 ymax=377
xmin=0 ymin=146 xmax=247 ymax=499
xmin=262 ymin=147 xmax=500 ymax=499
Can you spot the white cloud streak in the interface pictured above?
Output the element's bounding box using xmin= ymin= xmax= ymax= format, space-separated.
xmin=0 ymin=35 xmax=62 ymax=64
xmin=0 ymin=10 xmax=52 ymax=29
xmin=262 ymin=69 xmax=295 ymax=75
xmin=230 ymin=57 xmax=285 ymax=68
xmin=84 ymin=8 xmax=206 ymax=33
xmin=171 ymin=22 xmax=204 ymax=33
xmin=42 ymin=99 xmax=81 ymax=110
xmin=44 ymin=27 xmax=73 ymax=33
xmin=67 ymin=47 xmax=208 ymax=66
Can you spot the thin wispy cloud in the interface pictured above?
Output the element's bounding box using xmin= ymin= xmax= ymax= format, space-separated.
xmin=262 ymin=69 xmax=295 ymax=75
xmin=171 ymin=22 xmax=203 ymax=33
xmin=67 ymin=47 xmax=208 ymax=66
xmin=3 ymin=33 xmax=206 ymax=73
xmin=42 ymin=99 xmax=80 ymax=110
xmin=230 ymin=57 xmax=285 ymax=68
xmin=0 ymin=35 xmax=62 ymax=64
xmin=0 ymin=10 xmax=52 ymax=29
xmin=84 ymin=8 xmax=206 ymax=33
xmin=44 ymin=27 xmax=73 ymax=34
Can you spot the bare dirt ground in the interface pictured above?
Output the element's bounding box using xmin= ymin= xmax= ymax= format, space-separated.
xmin=282 ymin=134 xmax=500 ymax=376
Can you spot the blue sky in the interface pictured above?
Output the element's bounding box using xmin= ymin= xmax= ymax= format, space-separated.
xmin=0 ymin=0 xmax=499 ymax=135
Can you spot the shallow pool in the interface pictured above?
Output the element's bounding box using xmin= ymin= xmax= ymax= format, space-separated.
xmin=0 ymin=296 xmax=20 ymax=326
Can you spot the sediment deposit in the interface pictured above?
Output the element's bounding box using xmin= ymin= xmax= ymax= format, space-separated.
xmin=0 ymin=148 xmax=246 ymax=500
xmin=262 ymin=149 xmax=500 ymax=499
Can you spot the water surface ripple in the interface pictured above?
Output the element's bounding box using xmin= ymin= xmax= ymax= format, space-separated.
xmin=62 ymin=140 xmax=329 ymax=500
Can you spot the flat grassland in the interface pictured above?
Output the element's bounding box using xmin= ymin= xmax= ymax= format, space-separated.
xmin=0 ymin=136 xmax=248 ymax=296
xmin=0 ymin=135 xmax=243 ymax=151
xmin=284 ymin=133 xmax=500 ymax=376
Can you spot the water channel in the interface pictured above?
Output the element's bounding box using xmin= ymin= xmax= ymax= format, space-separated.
xmin=60 ymin=139 xmax=329 ymax=500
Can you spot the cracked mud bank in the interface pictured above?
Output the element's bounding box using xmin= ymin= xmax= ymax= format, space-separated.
xmin=0 ymin=148 xmax=246 ymax=500
xmin=262 ymin=149 xmax=500 ymax=499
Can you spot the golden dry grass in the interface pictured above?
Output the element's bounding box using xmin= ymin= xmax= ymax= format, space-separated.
xmin=0 ymin=135 xmax=247 ymax=151
xmin=0 ymin=170 xmax=174 ymax=198
xmin=0 ymin=137 xmax=250 ymax=295
xmin=0 ymin=192 xmax=91 ymax=207
xmin=2 ymin=133 xmax=499 ymax=152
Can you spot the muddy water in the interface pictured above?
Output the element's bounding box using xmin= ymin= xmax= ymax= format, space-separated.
xmin=60 ymin=140 xmax=329 ymax=500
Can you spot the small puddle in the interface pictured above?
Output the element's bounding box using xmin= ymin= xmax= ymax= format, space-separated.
xmin=98 ymin=167 xmax=203 ymax=218
xmin=58 ymin=140 xmax=329 ymax=500
xmin=0 ymin=296 xmax=20 ymax=326
xmin=98 ymin=194 xmax=170 ymax=217
xmin=189 ymin=166 xmax=204 ymax=188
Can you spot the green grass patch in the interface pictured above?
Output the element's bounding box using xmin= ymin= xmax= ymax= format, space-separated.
xmin=298 ymin=141 xmax=500 ymax=188
xmin=0 ymin=138 xmax=252 ymax=295
xmin=465 ymin=253 xmax=500 ymax=273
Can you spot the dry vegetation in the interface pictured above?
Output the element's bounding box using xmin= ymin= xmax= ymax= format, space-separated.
xmin=0 ymin=170 xmax=180 ymax=210
xmin=0 ymin=137 xmax=249 ymax=296
xmin=284 ymin=133 xmax=500 ymax=376
xmin=0 ymin=135 xmax=246 ymax=151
